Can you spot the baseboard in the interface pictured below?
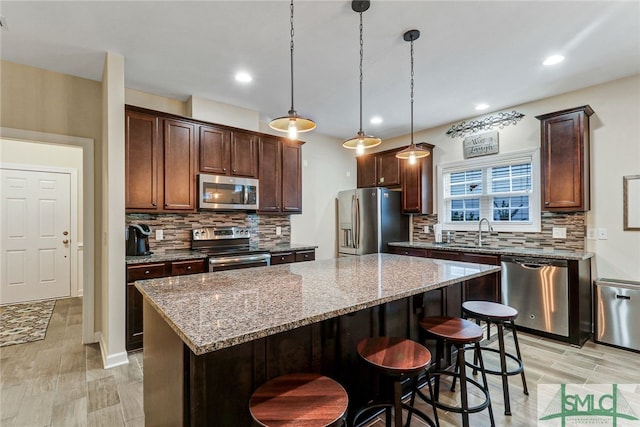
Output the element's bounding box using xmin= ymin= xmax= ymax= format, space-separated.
xmin=99 ymin=333 xmax=129 ymax=369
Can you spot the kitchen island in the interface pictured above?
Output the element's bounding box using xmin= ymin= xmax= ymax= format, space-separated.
xmin=136 ymin=253 xmax=500 ymax=426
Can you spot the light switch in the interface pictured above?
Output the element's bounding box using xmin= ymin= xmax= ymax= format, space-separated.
xmin=552 ymin=227 xmax=566 ymax=239
xmin=275 ymin=226 xmax=282 ymax=236
xmin=423 ymin=225 xmax=429 ymax=233
xmin=586 ymin=227 xmax=597 ymax=240
xmin=155 ymin=229 xmax=163 ymax=240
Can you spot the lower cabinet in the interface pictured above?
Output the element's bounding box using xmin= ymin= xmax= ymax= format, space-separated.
xmin=126 ymin=258 xmax=206 ymax=351
xmin=270 ymin=249 xmax=316 ymax=265
xmin=389 ymin=246 xmax=501 ymax=305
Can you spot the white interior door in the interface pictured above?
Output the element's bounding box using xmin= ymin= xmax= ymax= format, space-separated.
xmin=1 ymin=169 xmax=71 ymax=304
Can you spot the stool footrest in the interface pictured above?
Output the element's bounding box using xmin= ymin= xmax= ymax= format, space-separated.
xmin=464 ymin=346 xmax=525 ymax=377
xmin=352 ymin=401 xmax=437 ymax=427
xmin=422 ymin=370 xmax=492 ymax=414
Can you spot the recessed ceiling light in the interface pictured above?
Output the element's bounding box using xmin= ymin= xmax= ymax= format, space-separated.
xmin=475 ymin=103 xmax=489 ymax=111
xmin=234 ymin=72 xmax=252 ymax=83
xmin=370 ymin=116 xmax=383 ymax=125
xmin=543 ymin=55 xmax=565 ymax=66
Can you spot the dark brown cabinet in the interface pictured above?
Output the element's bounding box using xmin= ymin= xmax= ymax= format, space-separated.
xmin=199 ymin=126 xmax=258 ymax=178
xmin=125 ymin=108 xmax=196 ymax=212
xmin=199 ymin=125 xmax=230 ymax=175
xmin=270 ymin=249 xmax=315 ymax=265
xmin=536 ymin=105 xmax=594 ymax=212
xmin=126 ymin=259 xmax=206 ymax=351
xmin=401 ymin=143 xmax=434 ymax=214
xmin=376 ymin=151 xmax=402 ymax=187
xmin=356 ymin=154 xmax=377 ymax=188
xmin=259 ymin=137 xmax=303 ymax=214
xmin=125 ymin=110 xmax=159 ymax=210
xmin=163 ymin=119 xmax=196 ymax=210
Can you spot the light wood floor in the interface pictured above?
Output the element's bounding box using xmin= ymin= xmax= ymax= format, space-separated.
xmin=0 ymin=298 xmax=143 ymax=427
xmin=2 ymin=297 xmax=639 ymax=426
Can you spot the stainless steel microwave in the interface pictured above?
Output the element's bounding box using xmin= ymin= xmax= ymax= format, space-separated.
xmin=198 ymin=174 xmax=259 ymax=210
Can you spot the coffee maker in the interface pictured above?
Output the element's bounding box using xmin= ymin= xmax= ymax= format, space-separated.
xmin=126 ymin=224 xmax=152 ymax=256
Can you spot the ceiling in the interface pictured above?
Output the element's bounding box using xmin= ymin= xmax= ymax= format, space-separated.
xmin=1 ymin=1 xmax=639 ymax=140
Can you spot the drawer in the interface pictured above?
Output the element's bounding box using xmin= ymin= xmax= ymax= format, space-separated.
xmin=428 ymin=250 xmax=461 ymax=261
xmin=271 ymin=252 xmax=295 ymax=265
xmin=295 ymin=250 xmax=315 ymax=262
xmin=127 ymin=263 xmax=166 ymax=281
xmin=171 ymin=259 xmax=205 ymax=275
xmin=389 ymin=247 xmax=426 ymax=257
xmin=460 ymin=253 xmax=500 ymax=265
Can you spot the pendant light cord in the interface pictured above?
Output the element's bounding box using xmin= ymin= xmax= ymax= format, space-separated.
xmin=410 ymin=37 xmax=415 ymax=145
xmin=289 ymin=0 xmax=295 ymax=114
xmin=358 ymin=11 xmax=364 ymax=134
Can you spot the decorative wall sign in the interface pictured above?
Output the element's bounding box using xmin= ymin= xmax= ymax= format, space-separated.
xmin=446 ymin=110 xmax=525 ymax=138
xmin=463 ymin=131 xmax=499 ymax=158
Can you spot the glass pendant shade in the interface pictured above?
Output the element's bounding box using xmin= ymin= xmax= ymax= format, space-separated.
xmin=342 ymin=0 xmax=380 ymax=153
xmin=396 ymin=29 xmax=430 ymax=163
xmin=269 ymin=0 xmax=316 ymax=140
xmin=395 ymin=143 xmax=430 ymax=164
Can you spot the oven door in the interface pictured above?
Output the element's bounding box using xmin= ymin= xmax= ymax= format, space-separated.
xmin=198 ymin=174 xmax=258 ymax=210
xmin=208 ymin=253 xmax=271 ymax=272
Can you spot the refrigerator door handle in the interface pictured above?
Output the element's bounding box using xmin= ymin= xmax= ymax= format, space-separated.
xmin=355 ymin=196 xmax=360 ymax=249
xmin=351 ymin=195 xmax=357 ymax=249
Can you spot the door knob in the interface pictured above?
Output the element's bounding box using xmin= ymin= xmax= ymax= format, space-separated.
xmin=62 ymin=240 xmax=69 ymax=244
xmin=63 ymin=231 xmax=69 ymax=236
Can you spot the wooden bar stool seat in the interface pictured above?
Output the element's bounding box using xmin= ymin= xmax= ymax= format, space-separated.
xmin=417 ymin=316 xmax=495 ymax=427
xmin=249 ymin=373 xmax=348 ymax=427
xmin=352 ymin=337 xmax=438 ymax=427
xmin=462 ymin=301 xmax=529 ymax=416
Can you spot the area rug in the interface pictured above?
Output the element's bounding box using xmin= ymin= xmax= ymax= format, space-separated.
xmin=0 ymin=299 xmax=56 ymax=347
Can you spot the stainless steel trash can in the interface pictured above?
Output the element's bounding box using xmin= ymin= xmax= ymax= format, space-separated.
xmin=595 ymin=278 xmax=640 ymax=352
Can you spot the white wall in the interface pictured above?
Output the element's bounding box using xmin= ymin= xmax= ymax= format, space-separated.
xmin=188 ymin=95 xmax=259 ymax=131
xmin=259 ymin=122 xmax=357 ymax=260
xmin=381 ymin=74 xmax=640 ymax=281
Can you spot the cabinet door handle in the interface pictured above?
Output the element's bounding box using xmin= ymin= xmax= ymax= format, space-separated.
xmin=187 ymin=266 xmax=192 ymax=270
xmin=144 ymin=270 xmax=150 ymax=274
xmin=152 ymin=203 xmax=157 ymax=207
xmin=223 ymin=167 xmax=227 ymax=172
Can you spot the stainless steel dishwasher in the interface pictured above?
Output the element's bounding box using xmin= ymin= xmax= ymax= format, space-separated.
xmin=595 ymin=279 xmax=640 ymax=352
xmin=501 ymin=256 xmax=569 ymax=337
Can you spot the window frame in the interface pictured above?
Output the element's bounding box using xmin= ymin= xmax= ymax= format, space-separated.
xmin=437 ymin=148 xmax=541 ymax=232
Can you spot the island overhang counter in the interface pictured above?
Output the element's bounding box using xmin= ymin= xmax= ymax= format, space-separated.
xmin=136 ymin=253 xmax=501 ymax=426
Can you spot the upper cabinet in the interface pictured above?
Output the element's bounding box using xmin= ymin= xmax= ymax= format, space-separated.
xmin=536 ymin=105 xmax=594 ymax=212
xmin=199 ymin=126 xmax=258 ymax=178
xmin=163 ymin=119 xmax=196 ymax=211
xmin=356 ymin=144 xmax=434 ymax=214
xmin=125 ymin=110 xmax=159 ymax=210
xmin=356 ymin=147 xmax=402 ymax=189
xmin=401 ymin=143 xmax=434 ymax=214
xmin=258 ymin=137 xmax=303 ymax=214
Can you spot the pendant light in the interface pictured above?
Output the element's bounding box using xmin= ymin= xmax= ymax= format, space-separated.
xmin=269 ymin=0 xmax=316 ymax=140
xmin=342 ymin=0 xmax=381 ymax=155
xmin=396 ymin=29 xmax=431 ymax=164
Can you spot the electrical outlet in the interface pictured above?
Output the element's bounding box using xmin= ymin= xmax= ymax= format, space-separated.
xmin=275 ymin=226 xmax=282 ymax=236
xmin=586 ymin=227 xmax=597 ymax=240
xmin=598 ymin=228 xmax=608 ymax=240
xmin=423 ymin=225 xmax=429 ymax=233
xmin=552 ymin=227 xmax=566 ymax=239
xmin=155 ymin=229 xmax=163 ymax=240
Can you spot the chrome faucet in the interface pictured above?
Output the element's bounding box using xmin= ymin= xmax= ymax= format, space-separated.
xmin=477 ymin=217 xmax=493 ymax=247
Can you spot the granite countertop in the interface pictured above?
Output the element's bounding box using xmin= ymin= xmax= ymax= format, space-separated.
xmin=126 ymin=250 xmax=208 ymax=265
xmin=388 ymin=241 xmax=594 ymax=261
xmin=258 ymin=243 xmax=318 ymax=252
xmin=135 ymin=253 xmax=500 ymax=355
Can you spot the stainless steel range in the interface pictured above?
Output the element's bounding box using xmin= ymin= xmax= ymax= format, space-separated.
xmin=192 ymin=227 xmax=271 ymax=272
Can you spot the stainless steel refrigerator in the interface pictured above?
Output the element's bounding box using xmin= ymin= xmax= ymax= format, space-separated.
xmin=338 ymin=188 xmax=408 ymax=256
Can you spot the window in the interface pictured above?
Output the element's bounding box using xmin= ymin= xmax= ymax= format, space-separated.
xmin=438 ymin=149 xmax=540 ymax=232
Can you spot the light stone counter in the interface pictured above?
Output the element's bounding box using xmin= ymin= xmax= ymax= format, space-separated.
xmin=136 ymin=253 xmax=500 ymax=355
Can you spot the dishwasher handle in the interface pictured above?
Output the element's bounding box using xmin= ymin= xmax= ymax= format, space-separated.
xmin=616 ymin=294 xmax=631 ymax=300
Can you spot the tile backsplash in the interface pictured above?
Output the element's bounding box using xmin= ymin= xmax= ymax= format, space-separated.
xmin=126 ymin=212 xmax=290 ymax=253
xmin=412 ymin=212 xmax=586 ymax=251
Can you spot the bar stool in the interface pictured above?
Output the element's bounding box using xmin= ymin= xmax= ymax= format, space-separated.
xmin=249 ymin=373 xmax=348 ymax=427
xmin=462 ymin=301 xmax=529 ymax=416
xmin=352 ymin=337 xmax=438 ymax=427
xmin=416 ymin=316 xmax=495 ymax=427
